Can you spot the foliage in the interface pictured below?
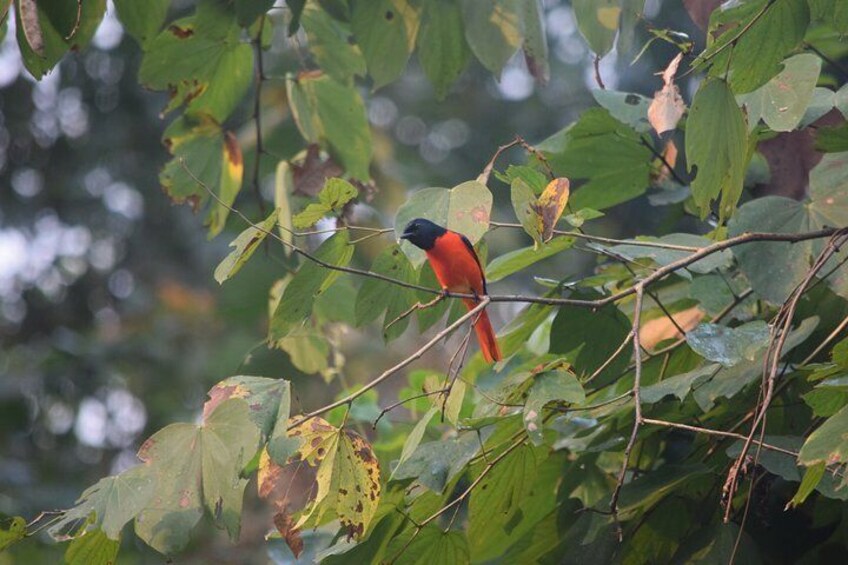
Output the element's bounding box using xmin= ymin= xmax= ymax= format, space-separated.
xmin=5 ymin=1 xmax=848 ymax=564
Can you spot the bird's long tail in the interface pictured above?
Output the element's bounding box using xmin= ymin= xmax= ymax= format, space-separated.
xmin=463 ymin=298 xmax=501 ymax=363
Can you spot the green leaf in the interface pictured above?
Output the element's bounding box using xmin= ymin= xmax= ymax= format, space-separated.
xmin=686 ymin=78 xmax=749 ymax=221
xmin=0 ymin=516 xmax=26 ymax=552
xmin=816 ymin=125 xmax=848 ymax=153
xmin=486 ymin=236 xmax=575 ymax=283
xmin=510 ymin=177 xmax=543 ymax=244
xmin=591 ymin=90 xmax=652 ymax=133
xmin=699 ymin=0 xmax=809 ymax=94
xmin=395 ymin=181 xmax=493 ymax=266
xmin=274 ymin=160 xmax=294 ymax=256
xmin=468 ymin=444 xmax=540 ymax=559
xmin=802 ymin=387 xmax=848 ymax=417
xmin=550 ymin=297 xmax=631 ymax=384
xmin=789 ymin=462 xmax=826 ymax=508
xmin=49 ymin=465 xmax=155 ymax=541
xmin=460 ymin=0 xmax=523 ymax=76
xmin=65 ymin=527 xmax=120 ymax=565
xmin=292 ymin=177 xmax=359 ymax=229
xmin=572 ymin=0 xmax=621 ymax=56
xmin=270 ymin=231 xmax=354 ymax=340
xmin=391 ymin=408 xmax=438 ymax=480
xmin=114 ymin=0 xmax=169 ymax=48
xmin=139 ymin=18 xmax=254 ymax=122
xmin=564 ymin=207 xmax=604 ymax=228
xmin=301 ymin=1 xmax=366 ymax=84
xmin=693 ymin=317 xmax=818 ymax=411
xmin=416 ymin=263 xmax=451 ymax=332
xmin=738 ymin=53 xmax=822 ymax=132
xmin=204 ymin=376 xmax=291 ymax=438
xmin=286 ymin=73 xmax=373 ymax=180
xmin=689 ymin=275 xmax=737 ymax=316
xmin=235 ymin=0 xmax=274 ymax=26
xmin=391 ymin=432 xmax=480 ymax=493
xmin=617 ymin=464 xmax=709 ymax=520
xmin=354 ymin=243 xmax=418 ymax=341
xmin=521 ymin=0 xmax=549 ymax=83
xmin=15 ymin=0 xmax=106 ymax=79
xmin=214 ymin=211 xmax=278 ymax=284
xmin=389 ymin=526 xmax=470 ymax=565
xmin=160 ymin=120 xmax=244 ymax=238
xmin=726 ymin=436 xmax=802 ymax=482
xmin=351 ymin=0 xmax=419 ymax=89
xmin=275 ymin=327 xmax=330 ymax=376
xmin=685 ymin=321 xmax=770 ymax=367
xmin=417 ymin=0 xmax=471 ymax=98
xmin=799 ymin=404 xmax=848 ymax=470
xmin=809 ymin=0 xmax=848 ymax=33
xmin=641 ymin=364 xmax=719 ymax=404
xmin=134 ymin=398 xmax=260 ymax=553
xmin=523 ymin=370 xmax=585 ymax=444
xmin=728 ymin=196 xmax=813 ymax=304
xmin=539 ymin=108 xmax=653 ymax=211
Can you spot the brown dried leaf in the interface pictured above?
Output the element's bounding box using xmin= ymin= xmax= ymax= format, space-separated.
xmin=532 ymin=178 xmax=570 ymax=243
xmin=648 ymin=53 xmax=686 ymax=136
xmin=292 ymin=144 xmax=344 ymax=197
xmin=273 ymin=512 xmax=304 ymax=558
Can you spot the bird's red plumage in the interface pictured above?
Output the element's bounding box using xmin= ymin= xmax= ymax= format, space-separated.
xmin=424 ymin=231 xmax=501 ymax=362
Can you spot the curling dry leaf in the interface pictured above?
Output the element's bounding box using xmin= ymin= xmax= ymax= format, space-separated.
xmin=533 ymin=178 xmax=570 ymax=243
xmin=258 ymin=417 xmax=381 ymax=540
xmin=648 ymin=53 xmax=686 ymax=135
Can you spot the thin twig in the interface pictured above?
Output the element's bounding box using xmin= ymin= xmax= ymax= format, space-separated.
xmin=641 ymin=418 xmax=797 ymax=457
xmin=181 ymin=158 xmax=848 ymax=308
xmin=288 ymin=298 xmax=491 ymax=430
xmin=609 ymin=284 xmax=645 ymax=539
xmin=594 ymin=55 xmax=606 ymax=89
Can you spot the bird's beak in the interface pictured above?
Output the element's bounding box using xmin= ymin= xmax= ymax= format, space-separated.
xmin=399 ymin=230 xmax=412 ymax=241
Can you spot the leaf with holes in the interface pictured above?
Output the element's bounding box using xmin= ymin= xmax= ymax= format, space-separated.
xmin=259 ymin=417 xmax=381 ymax=539
xmin=351 ymin=0 xmax=420 ymax=89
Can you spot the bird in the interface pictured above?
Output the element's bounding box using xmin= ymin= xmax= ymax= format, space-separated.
xmin=400 ymin=218 xmax=501 ymax=363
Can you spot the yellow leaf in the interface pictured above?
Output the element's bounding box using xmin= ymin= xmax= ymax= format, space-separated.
xmin=258 ymin=417 xmax=381 ymax=540
xmin=532 ymin=178 xmax=570 ymax=243
xmin=597 ymin=6 xmax=621 ymax=30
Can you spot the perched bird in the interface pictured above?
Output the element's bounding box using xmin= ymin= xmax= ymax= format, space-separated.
xmin=400 ymin=218 xmax=501 ymax=362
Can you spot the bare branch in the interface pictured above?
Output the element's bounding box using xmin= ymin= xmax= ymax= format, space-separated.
xmin=609 ymin=284 xmax=645 ymax=538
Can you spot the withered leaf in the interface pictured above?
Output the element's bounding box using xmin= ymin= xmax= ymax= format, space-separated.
xmin=648 ymin=53 xmax=686 ymax=136
xmin=532 ymin=178 xmax=571 ymax=243
xmin=258 ymin=417 xmax=381 ymax=541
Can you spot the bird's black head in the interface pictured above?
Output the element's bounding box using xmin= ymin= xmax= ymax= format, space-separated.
xmin=400 ymin=218 xmax=446 ymax=250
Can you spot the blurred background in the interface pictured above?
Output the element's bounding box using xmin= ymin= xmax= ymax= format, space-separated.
xmin=0 ymin=0 xmax=704 ymax=561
